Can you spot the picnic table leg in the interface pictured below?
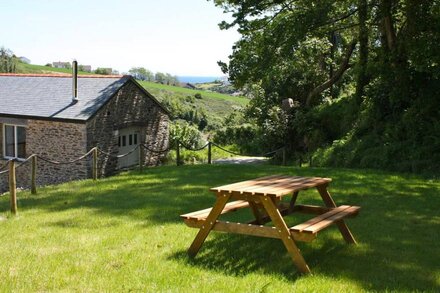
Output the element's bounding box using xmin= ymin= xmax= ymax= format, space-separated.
xmin=316 ymin=185 xmax=357 ymax=244
xmin=260 ymin=195 xmax=311 ymax=274
xmin=187 ymin=193 xmax=231 ymax=258
xmin=289 ymin=191 xmax=299 ymax=211
xmin=249 ymin=202 xmax=265 ymax=224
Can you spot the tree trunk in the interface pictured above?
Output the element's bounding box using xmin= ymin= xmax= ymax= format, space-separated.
xmin=306 ymin=41 xmax=357 ymax=107
xmin=355 ymin=0 xmax=369 ymax=106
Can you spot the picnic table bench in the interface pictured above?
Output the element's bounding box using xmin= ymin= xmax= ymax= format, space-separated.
xmin=180 ymin=175 xmax=360 ymax=274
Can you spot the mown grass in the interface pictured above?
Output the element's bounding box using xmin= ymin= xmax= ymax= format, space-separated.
xmin=138 ymin=81 xmax=249 ymax=106
xmin=0 ymin=164 xmax=439 ymax=292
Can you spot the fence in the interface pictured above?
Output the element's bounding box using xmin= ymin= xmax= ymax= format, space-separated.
xmin=0 ymin=141 xmax=288 ymax=215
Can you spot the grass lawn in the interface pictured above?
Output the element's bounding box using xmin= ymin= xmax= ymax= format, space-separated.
xmin=0 ymin=165 xmax=439 ymax=292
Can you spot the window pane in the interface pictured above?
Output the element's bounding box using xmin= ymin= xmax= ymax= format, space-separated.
xmin=134 ymin=134 xmax=138 ymax=145
xmin=122 ymin=135 xmax=126 ymax=147
xmin=129 ymin=134 xmax=132 ymax=145
xmin=118 ymin=136 xmax=121 ymax=147
xmin=4 ymin=125 xmax=15 ymax=157
xmin=16 ymin=126 xmax=26 ymax=158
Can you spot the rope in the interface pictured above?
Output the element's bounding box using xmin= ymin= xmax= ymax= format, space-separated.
xmin=141 ymin=143 xmax=173 ymax=154
xmin=98 ymin=145 xmax=139 ymax=158
xmin=178 ymin=142 xmax=209 ymax=151
xmin=15 ymin=155 xmax=36 ymax=169
xmin=36 ymin=148 xmax=95 ymax=165
xmin=0 ymin=161 xmax=9 ymax=172
xmin=0 ymin=142 xmax=286 ymax=174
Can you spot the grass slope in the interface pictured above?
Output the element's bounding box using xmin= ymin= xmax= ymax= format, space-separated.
xmin=138 ymin=81 xmax=248 ymax=106
xmin=0 ymin=165 xmax=439 ymax=292
xmin=16 ymin=63 xmax=96 ymax=75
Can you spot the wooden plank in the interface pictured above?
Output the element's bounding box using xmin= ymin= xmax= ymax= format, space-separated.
xmin=248 ymin=202 xmax=265 ymax=224
xmin=209 ymin=175 xmax=286 ymax=193
xmin=316 ymin=185 xmax=357 ymax=244
xmin=235 ymin=176 xmax=300 ymax=195
xmin=292 ymin=205 xmax=352 ymax=232
xmin=271 ymin=178 xmax=331 ymax=197
xmin=180 ymin=200 xmax=249 ymax=220
xmin=184 ymin=219 xmax=316 ymax=242
xmin=239 ymin=177 xmax=313 ymax=196
xmin=187 ymin=193 xmax=231 ymax=257
xmin=292 ymin=204 xmax=333 ymax=215
xmin=268 ymin=177 xmax=330 ymax=194
xmin=247 ymin=202 xmax=292 ymax=225
xmin=289 ymin=191 xmax=299 ymax=211
xmin=259 ymin=195 xmax=311 ymax=274
xmin=301 ymin=206 xmax=360 ymax=233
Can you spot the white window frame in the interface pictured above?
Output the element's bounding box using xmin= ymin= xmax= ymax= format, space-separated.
xmin=2 ymin=124 xmax=27 ymax=160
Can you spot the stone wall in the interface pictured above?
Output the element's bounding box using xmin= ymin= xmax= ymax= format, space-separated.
xmin=0 ymin=79 xmax=169 ymax=193
xmin=86 ymin=80 xmax=169 ymax=177
xmin=0 ymin=120 xmax=88 ymax=193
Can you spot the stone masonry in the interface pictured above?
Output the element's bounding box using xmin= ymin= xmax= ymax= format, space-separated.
xmin=87 ymin=80 xmax=169 ymax=177
xmin=0 ymin=79 xmax=169 ymax=193
xmin=0 ymin=120 xmax=88 ymax=193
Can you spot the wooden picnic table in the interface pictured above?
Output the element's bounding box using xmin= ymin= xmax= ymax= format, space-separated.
xmin=180 ymin=175 xmax=360 ymax=274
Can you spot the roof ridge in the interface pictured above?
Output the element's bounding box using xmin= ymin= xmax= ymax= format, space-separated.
xmin=0 ymin=73 xmax=127 ymax=78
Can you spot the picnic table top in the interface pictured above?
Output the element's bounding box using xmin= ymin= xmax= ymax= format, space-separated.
xmin=210 ymin=174 xmax=332 ymax=198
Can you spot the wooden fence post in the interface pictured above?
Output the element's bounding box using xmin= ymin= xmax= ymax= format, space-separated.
xmin=138 ymin=145 xmax=144 ymax=172
xmin=31 ymin=155 xmax=37 ymax=194
xmin=93 ymin=147 xmax=98 ymax=180
xmin=208 ymin=142 xmax=212 ymax=165
xmin=9 ymin=159 xmax=17 ymax=215
xmin=282 ymin=147 xmax=286 ymax=166
xmin=176 ymin=141 xmax=181 ymax=166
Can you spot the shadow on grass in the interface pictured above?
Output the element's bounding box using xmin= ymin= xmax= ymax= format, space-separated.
xmin=1 ymin=164 xmax=439 ymax=291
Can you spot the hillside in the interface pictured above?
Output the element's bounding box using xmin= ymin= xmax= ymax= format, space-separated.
xmin=13 ymin=63 xmax=249 ymax=134
xmin=16 ymin=62 xmax=96 ymax=75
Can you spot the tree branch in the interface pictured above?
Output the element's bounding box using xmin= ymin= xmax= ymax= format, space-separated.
xmin=306 ymin=40 xmax=357 ymax=107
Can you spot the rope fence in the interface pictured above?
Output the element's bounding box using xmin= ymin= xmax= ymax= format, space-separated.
xmin=1 ymin=140 xmax=288 ymax=215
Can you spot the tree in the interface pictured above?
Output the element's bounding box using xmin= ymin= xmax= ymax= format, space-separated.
xmin=128 ymin=67 xmax=154 ymax=81
xmin=213 ymin=0 xmax=440 ymax=172
xmin=0 ymin=47 xmax=17 ymax=73
xmin=155 ymin=72 xmax=167 ymax=84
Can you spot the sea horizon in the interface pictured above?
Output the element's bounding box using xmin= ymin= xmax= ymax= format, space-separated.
xmin=177 ymin=76 xmax=223 ymax=84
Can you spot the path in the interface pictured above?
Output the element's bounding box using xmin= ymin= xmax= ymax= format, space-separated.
xmin=213 ymin=156 xmax=268 ymax=164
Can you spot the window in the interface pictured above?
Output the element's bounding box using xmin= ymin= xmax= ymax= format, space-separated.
xmin=122 ymin=135 xmax=126 ymax=147
xmin=134 ymin=134 xmax=138 ymax=145
xmin=3 ymin=125 xmax=26 ymax=159
xmin=129 ymin=134 xmax=133 ymax=146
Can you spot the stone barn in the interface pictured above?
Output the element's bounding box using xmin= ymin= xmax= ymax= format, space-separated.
xmin=0 ymin=72 xmax=169 ymax=193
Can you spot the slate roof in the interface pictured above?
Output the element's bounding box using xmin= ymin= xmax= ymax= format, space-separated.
xmin=0 ymin=74 xmax=133 ymax=122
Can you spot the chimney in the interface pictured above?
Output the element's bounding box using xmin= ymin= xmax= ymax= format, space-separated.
xmin=72 ymin=60 xmax=78 ymax=102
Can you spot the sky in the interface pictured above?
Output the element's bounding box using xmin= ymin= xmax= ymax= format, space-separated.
xmin=0 ymin=0 xmax=239 ymax=76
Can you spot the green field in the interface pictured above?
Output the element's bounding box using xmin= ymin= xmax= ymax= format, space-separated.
xmin=16 ymin=63 xmax=95 ymax=75
xmin=138 ymin=81 xmax=248 ymax=106
xmin=0 ymin=164 xmax=439 ymax=292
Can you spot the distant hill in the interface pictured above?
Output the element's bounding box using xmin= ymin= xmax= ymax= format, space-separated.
xmin=177 ymin=76 xmax=222 ymax=83
xmin=139 ymin=81 xmax=248 ymax=131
